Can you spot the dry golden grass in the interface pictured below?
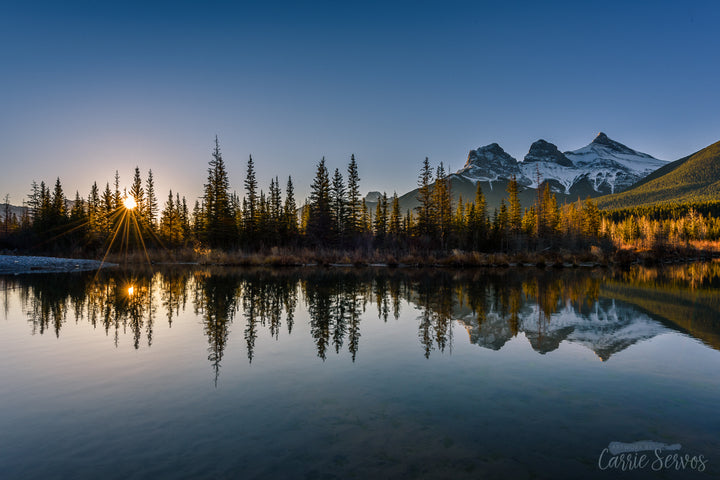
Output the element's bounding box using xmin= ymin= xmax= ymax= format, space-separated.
xmin=87 ymin=240 xmax=720 ymax=270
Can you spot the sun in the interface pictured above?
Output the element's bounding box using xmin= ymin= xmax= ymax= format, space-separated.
xmin=123 ymin=195 xmax=137 ymax=210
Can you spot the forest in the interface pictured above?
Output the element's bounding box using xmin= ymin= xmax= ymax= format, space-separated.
xmin=1 ymin=137 xmax=719 ymax=265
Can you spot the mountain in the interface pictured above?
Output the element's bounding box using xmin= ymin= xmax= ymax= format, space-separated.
xmin=390 ymin=133 xmax=666 ymax=213
xmin=455 ymin=132 xmax=666 ymax=197
xmin=596 ymin=139 xmax=720 ymax=210
xmin=364 ymin=191 xmax=382 ymax=203
xmin=0 ymin=203 xmax=27 ymax=221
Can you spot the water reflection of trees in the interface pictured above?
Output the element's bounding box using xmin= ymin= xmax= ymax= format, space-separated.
xmin=302 ymin=273 xmax=364 ymax=361
xmin=4 ymin=264 xmax=720 ymax=379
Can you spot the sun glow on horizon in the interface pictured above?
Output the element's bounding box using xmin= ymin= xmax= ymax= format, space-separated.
xmin=127 ymin=285 xmax=134 ymax=296
xmin=123 ymin=195 xmax=137 ymax=210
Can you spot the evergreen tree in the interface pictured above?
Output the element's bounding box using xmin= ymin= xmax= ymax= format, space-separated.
xmin=114 ymin=171 xmax=122 ymax=209
xmin=541 ymin=183 xmax=560 ymax=237
xmin=494 ymin=200 xmax=509 ymax=246
xmin=51 ymin=177 xmax=67 ymax=220
xmin=27 ymin=181 xmax=40 ymax=220
xmin=192 ymin=200 xmax=203 ymax=239
xmin=374 ymin=192 xmax=388 ymax=241
xmin=202 ymin=136 xmax=237 ymax=247
xmin=160 ymin=190 xmax=182 ymax=246
xmin=268 ymin=177 xmax=283 ymax=244
xmin=403 ymin=209 xmax=414 ymax=235
xmin=307 ymin=158 xmax=333 ymax=244
xmin=346 ymin=154 xmax=361 ymax=235
xmin=416 ymin=157 xmax=434 ymax=237
xmin=507 ymin=175 xmax=522 ymax=235
xmin=582 ymin=197 xmax=601 ymax=239
xmin=475 ymin=183 xmax=487 ymax=224
xmin=70 ymin=191 xmax=85 ymax=222
xmin=3 ymin=194 xmax=11 ymax=236
xmin=283 ymin=176 xmax=298 ymax=241
xmin=100 ymin=183 xmax=114 ymax=234
xmin=38 ymin=181 xmax=51 ymax=229
xmin=145 ymin=169 xmax=158 ymax=230
xmin=522 ymin=206 xmax=536 ymax=236
xmin=129 ymin=167 xmax=146 ymax=220
xmin=331 ymin=168 xmax=347 ymax=240
xmin=361 ymin=198 xmax=371 ymax=233
xmin=389 ymin=192 xmax=401 ymax=237
xmin=180 ymin=195 xmax=191 ymax=240
xmin=244 ymin=155 xmax=258 ymax=241
xmin=432 ymin=162 xmax=452 ymax=247
xmin=88 ymin=182 xmax=100 ymax=235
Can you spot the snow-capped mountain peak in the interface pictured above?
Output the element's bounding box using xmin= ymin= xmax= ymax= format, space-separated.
xmin=588 ymin=131 xmax=649 ymax=157
xmin=454 ymin=133 xmax=666 ymax=196
xmin=564 ymin=132 xmax=666 ymax=193
xmin=524 ymin=139 xmax=574 ymax=167
xmin=456 ymin=143 xmax=522 ymax=189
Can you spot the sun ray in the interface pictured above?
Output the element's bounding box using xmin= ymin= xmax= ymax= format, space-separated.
xmin=95 ymin=209 xmax=128 ymax=282
xmin=130 ymin=212 xmax=153 ymax=267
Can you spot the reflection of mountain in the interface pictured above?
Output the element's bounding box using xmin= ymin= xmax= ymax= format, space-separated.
xmin=601 ymin=281 xmax=720 ymax=353
xmin=458 ymin=299 xmax=673 ymax=361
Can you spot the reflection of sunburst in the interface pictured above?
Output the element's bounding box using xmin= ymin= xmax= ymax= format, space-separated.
xmin=127 ymin=285 xmax=135 ymax=296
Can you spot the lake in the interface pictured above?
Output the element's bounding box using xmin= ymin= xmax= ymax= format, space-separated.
xmin=1 ymin=264 xmax=719 ymax=479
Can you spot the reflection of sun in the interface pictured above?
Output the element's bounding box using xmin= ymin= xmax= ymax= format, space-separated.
xmin=127 ymin=285 xmax=135 ymax=296
xmin=123 ymin=195 xmax=137 ymax=210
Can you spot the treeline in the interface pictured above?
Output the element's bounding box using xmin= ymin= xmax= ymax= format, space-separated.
xmin=603 ymin=201 xmax=720 ymax=222
xmin=2 ymin=136 xmax=719 ymax=256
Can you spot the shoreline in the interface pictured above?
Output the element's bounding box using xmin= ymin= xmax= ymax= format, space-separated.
xmin=2 ymin=247 xmax=719 ymax=274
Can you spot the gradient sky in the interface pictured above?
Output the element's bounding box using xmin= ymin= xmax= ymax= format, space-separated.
xmin=1 ymin=0 xmax=719 ymax=206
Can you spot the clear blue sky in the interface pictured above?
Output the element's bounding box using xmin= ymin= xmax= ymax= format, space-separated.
xmin=1 ymin=0 xmax=718 ymax=205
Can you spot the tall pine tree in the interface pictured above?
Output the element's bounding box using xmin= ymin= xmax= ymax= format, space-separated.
xmin=202 ymin=136 xmax=237 ymax=247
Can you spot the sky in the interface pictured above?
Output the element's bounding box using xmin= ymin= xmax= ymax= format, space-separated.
xmin=1 ymin=0 xmax=719 ymax=206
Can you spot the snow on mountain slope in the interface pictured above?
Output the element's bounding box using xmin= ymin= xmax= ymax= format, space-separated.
xmin=454 ymin=143 xmax=523 ymax=191
xmin=564 ymin=132 xmax=666 ymax=194
xmin=455 ymin=133 xmax=666 ymax=196
xmin=519 ymin=140 xmax=578 ymax=193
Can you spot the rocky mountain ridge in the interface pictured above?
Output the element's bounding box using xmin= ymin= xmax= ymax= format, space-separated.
xmin=455 ymin=132 xmax=667 ymax=196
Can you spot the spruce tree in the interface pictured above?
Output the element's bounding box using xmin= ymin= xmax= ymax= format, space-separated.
xmin=160 ymin=190 xmax=182 ymax=246
xmin=145 ymin=169 xmax=158 ymax=230
xmin=114 ymin=171 xmax=122 ymax=210
xmin=582 ymin=197 xmax=601 ymax=239
xmin=389 ymin=192 xmax=401 ymax=237
xmin=88 ymin=182 xmax=100 ymax=236
xmin=346 ymin=155 xmax=361 ymax=235
xmin=244 ymin=155 xmax=258 ymax=241
xmin=416 ymin=157 xmax=434 ymax=237
xmin=27 ymin=181 xmax=40 ymax=221
xmin=507 ymin=175 xmax=522 ymax=235
xmin=374 ymin=192 xmax=389 ymax=242
xmin=432 ymin=162 xmax=451 ymax=247
xmin=284 ymin=176 xmax=298 ymax=240
xmin=331 ymin=168 xmax=347 ymax=240
xmin=51 ymin=177 xmax=67 ymax=220
xmin=307 ymin=158 xmax=333 ymax=244
xmin=129 ymin=167 xmax=146 ymax=219
xmin=101 ymin=183 xmax=114 ymax=234
xmin=202 ymin=136 xmax=237 ymax=247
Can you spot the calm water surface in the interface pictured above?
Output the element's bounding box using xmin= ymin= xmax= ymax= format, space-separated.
xmin=1 ymin=265 xmax=719 ymax=479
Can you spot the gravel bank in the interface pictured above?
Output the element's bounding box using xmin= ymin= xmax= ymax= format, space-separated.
xmin=0 ymin=255 xmax=117 ymax=275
